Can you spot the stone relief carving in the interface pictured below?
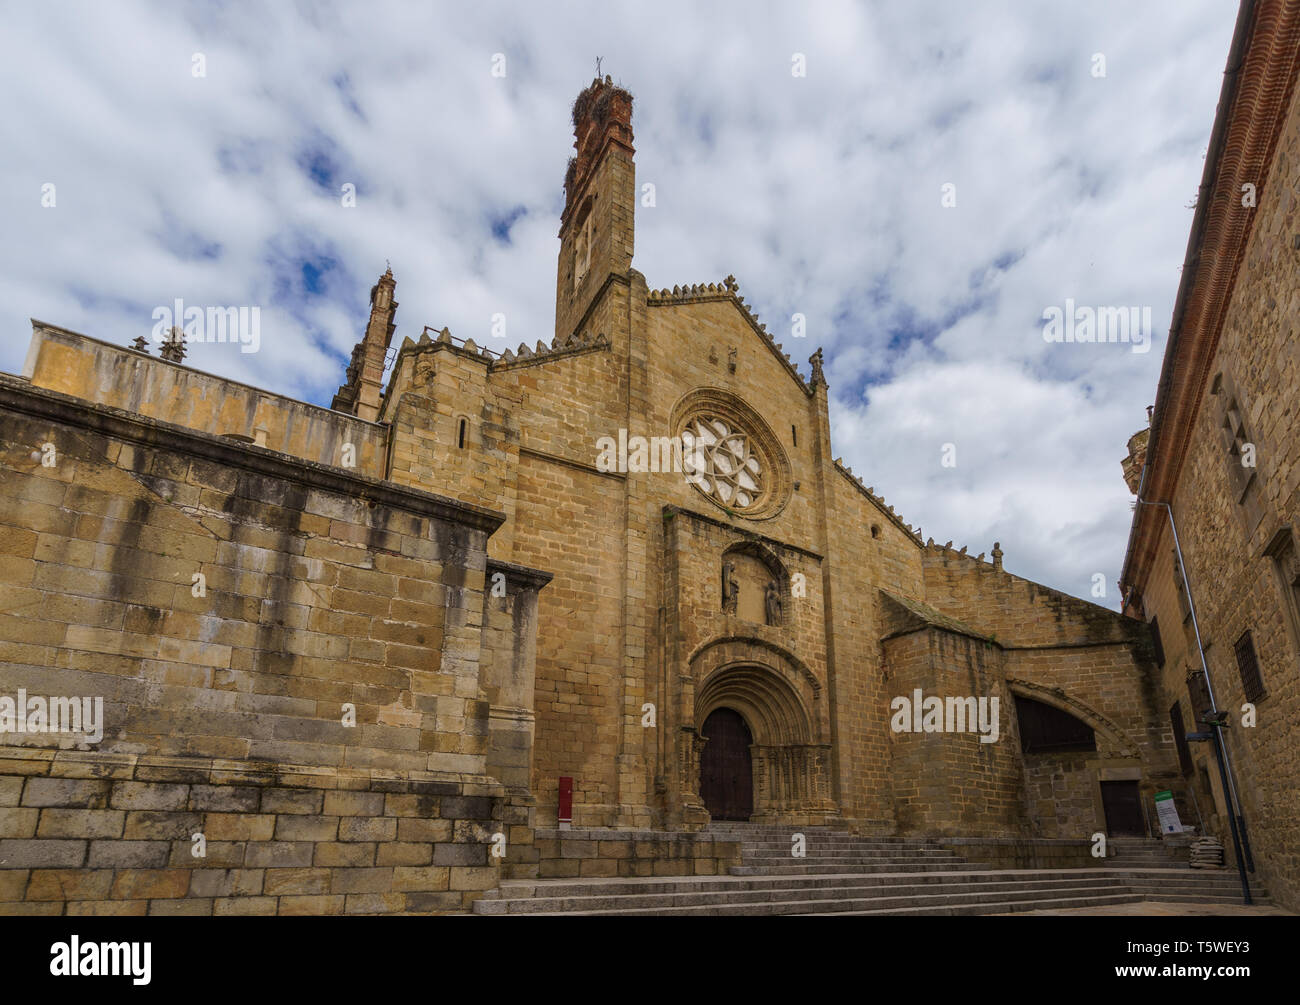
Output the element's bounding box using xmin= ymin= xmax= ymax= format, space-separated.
xmin=722 ymin=560 xmax=739 ymax=615
xmin=765 ymin=580 xmax=782 ymax=626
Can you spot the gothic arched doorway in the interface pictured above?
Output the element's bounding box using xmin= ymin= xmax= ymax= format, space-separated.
xmin=699 ymin=707 xmax=753 ymax=821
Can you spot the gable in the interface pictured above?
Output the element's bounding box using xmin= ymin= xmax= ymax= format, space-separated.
xmin=646 ymin=279 xmax=815 ymax=401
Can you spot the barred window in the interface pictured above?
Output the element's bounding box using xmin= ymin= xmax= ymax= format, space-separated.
xmin=1211 ymin=370 xmax=1264 ymax=534
xmin=1233 ymin=630 xmax=1266 ymax=703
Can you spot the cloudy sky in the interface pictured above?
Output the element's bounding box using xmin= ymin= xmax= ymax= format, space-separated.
xmin=0 ymin=0 xmax=1239 ymax=607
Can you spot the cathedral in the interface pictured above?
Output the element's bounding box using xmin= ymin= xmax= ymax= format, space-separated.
xmin=2 ymin=0 xmax=1297 ymax=914
xmin=315 ymin=74 xmax=1178 ymax=839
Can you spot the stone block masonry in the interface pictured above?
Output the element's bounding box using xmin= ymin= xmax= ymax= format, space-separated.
xmin=0 ymin=750 xmax=503 ymax=915
xmin=8 ymin=51 xmax=1295 ymax=916
xmin=0 ymin=374 xmax=515 ymax=913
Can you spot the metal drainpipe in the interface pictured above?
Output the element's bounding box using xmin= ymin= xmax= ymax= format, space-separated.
xmin=1132 ymin=482 xmax=1253 ymax=904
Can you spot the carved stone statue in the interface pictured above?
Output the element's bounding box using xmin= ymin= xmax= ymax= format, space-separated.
xmin=764 ymin=580 xmax=782 ymax=626
xmin=809 ymin=348 xmax=825 ymax=387
xmin=722 ymin=561 xmax=739 ymax=615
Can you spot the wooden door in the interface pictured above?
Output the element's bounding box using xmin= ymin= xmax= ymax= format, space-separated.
xmin=1100 ymin=780 xmax=1146 ymax=836
xmin=699 ymin=708 xmax=753 ymax=821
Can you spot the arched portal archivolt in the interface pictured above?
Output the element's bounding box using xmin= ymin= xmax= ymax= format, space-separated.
xmin=688 ymin=636 xmax=823 ymax=732
xmin=697 ymin=664 xmax=811 ymax=746
xmin=684 ymin=638 xmax=835 ymax=824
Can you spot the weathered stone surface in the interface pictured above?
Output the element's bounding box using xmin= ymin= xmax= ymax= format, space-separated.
xmin=2 ymin=39 xmax=1297 ymax=916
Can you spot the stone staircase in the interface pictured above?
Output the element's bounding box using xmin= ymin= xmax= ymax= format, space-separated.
xmin=1100 ymin=836 xmax=1188 ymax=867
xmin=473 ymin=824 xmax=1270 ymax=916
xmin=716 ymin=824 xmax=982 ymax=876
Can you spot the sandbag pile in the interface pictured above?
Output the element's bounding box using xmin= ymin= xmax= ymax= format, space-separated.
xmin=1190 ymin=835 xmax=1225 ymax=869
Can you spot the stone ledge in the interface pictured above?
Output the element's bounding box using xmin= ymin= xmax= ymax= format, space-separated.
xmin=0 ymin=747 xmax=507 ymax=798
xmin=0 ymin=372 xmax=505 ymax=534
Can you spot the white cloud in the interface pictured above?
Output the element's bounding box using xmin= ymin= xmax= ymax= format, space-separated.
xmin=0 ymin=0 xmax=1237 ymax=603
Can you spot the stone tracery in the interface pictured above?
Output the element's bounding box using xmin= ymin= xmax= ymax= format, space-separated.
xmin=682 ymin=413 xmax=765 ymax=509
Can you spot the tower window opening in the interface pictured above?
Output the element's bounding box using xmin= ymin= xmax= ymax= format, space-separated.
xmin=457 ymin=418 xmax=468 ymax=450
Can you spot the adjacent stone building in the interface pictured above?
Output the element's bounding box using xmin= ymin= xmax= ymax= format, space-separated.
xmin=1119 ymin=0 xmax=1300 ymax=913
xmin=3 ymin=3 xmax=1295 ymax=912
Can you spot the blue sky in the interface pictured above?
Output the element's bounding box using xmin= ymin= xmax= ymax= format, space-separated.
xmin=0 ymin=0 xmax=1239 ymax=605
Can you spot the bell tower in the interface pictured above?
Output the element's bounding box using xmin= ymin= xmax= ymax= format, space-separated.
xmin=555 ymin=75 xmax=635 ymax=341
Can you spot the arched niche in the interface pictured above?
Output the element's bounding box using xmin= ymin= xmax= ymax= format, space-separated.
xmin=721 ymin=540 xmax=789 ymax=627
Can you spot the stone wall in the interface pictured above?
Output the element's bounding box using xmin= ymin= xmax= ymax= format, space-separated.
xmin=1133 ymin=66 xmax=1300 ymax=911
xmin=0 ymin=749 xmax=500 ymax=915
xmin=0 ymin=374 xmax=517 ymax=913
xmin=24 ymin=323 xmax=387 ymax=477
xmin=881 ymin=626 xmax=1028 ymax=837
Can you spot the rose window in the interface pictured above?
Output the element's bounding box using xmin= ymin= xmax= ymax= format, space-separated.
xmin=681 ymin=415 xmax=765 ymax=509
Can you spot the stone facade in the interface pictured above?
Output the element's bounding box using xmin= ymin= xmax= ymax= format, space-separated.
xmin=5 ymin=47 xmax=1292 ymax=912
xmin=0 ymin=372 xmax=534 ymax=913
xmin=1119 ymin=0 xmax=1300 ymax=913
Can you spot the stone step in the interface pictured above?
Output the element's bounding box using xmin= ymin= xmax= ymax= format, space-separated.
xmin=505 ymin=886 xmax=1261 ymax=917
xmin=499 ymin=886 xmax=1268 ymax=917
xmin=743 ymin=852 xmax=967 ymax=858
xmin=474 ymin=868 xmax=1268 ymax=915
xmin=799 ymin=895 xmax=1148 ymax=917
xmin=731 ymin=862 xmax=989 ymax=874
xmin=481 ymin=877 xmax=1135 ymax=915
xmin=739 ymin=859 xmax=971 ymax=869
xmin=738 ymin=842 xmax=961 ymax=852
xmin=742 ymin=850 xmax=966 ymax=859
xmin=807 ymin=891 xmax=1270 ymax=917
xmin=481 ymin=866 xmax=1261 ymax=902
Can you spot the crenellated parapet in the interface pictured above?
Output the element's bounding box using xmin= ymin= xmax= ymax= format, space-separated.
xmin=387 ymin=325 xmax=612 ymax=381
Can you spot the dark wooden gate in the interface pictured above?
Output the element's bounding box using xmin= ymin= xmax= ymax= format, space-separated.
xmin=699 ymin=708 xmax=753 ymax=821
xmin=1100 ymin=780 xmax=1146 ymax=836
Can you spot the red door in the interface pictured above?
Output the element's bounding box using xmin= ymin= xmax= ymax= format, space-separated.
xmin=699 ymin=708 xmax=754 ymax=821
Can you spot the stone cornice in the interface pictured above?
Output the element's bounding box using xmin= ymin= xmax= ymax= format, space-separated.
xmin=487 ymin=558 xmax=554 ymax=591
xmin=0 ymin=373 xmax=506 ymax=535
